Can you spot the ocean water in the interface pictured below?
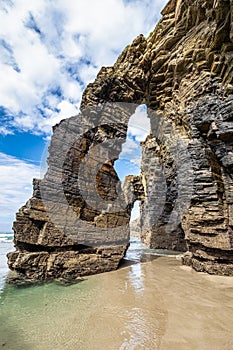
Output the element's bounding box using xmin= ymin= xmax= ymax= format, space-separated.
xmin=0 ymin=233 xmax=14 ymax=243
xmin=0 ymin=233 xmax=14 ymax=293
xmin=0 ymin=237 xmax=233 ymax=349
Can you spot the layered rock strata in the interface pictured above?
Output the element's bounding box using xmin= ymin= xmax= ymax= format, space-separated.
xmin=8 ymin=109 xmax=133 ymax=281
xmin=8 ymin=0 xmax=233 ymax=278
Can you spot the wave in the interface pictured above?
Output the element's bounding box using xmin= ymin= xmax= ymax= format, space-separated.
xmin=0 ymin=233 xmax=14 ymax=243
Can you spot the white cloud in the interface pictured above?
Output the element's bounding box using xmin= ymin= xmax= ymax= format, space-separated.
xmin=131 ymin=201 xmax=140 ymax=221
xmin=44 ymin=100 xmax=79 ymax=128
xmin=119 ymin=105 xmax=150 ymax=163
xmin=0 ymin=152 xmax=40 ymax=231
xmin=0 ymin=0 xmax=167 ymax=136
xmin=0 ymin=126 xmax=13 ymax=136
xmin=128 ymin=105 xmax=150 ymax=142
xmin=115 ymin=105 xmax=150 ymax=178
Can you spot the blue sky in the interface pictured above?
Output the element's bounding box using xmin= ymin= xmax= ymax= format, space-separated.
xmin=0 ymin=0 xmax=167 ymax=231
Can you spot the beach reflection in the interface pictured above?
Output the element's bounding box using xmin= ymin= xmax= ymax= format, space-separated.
xmin=129 ymin=264 xmax=144 ymax=295
xmin=0 ymin=242 xmax=233 ymax=350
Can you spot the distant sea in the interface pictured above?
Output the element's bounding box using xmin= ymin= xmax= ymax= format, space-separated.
xmin=0 ymin=232 xmax=14 ymax=243
xmin=0 ymin=232 xmax=14 ymax=292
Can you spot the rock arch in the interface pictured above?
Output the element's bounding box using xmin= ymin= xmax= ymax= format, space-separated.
xmin=8 ymin=0 xmax=233 ymax=279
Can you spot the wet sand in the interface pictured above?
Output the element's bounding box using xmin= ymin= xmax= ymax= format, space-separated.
xmin=0 ymin=250 xmax=233 ymax=350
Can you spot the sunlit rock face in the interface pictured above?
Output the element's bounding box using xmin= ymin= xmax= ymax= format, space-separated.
xmin=8 ymin=0 xmax=233 ymax=280
xmin=8 ymin=106 xmax=133 ymax=282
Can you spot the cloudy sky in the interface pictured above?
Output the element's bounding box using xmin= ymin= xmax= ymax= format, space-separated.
xmin=0 ymin=0 xmax=167 ymax=231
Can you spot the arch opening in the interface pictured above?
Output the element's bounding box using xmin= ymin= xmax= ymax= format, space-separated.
xmin=113 ymin=104 xmax=149 ymax=245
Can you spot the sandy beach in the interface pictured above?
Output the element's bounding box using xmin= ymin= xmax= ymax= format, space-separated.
xmin=0 ymin=240 xmax=233 ymax=350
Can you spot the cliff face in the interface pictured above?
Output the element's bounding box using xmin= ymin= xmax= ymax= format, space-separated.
xmin=8 ymin=0 xmax=233 ymax=279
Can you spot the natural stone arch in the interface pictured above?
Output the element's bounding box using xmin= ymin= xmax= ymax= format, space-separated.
xmin=8 ymin=0 xmax=233 ymax=280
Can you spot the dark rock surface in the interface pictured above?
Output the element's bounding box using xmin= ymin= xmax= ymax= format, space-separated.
xmin=8 ymin=0 xmax=233 ymax=279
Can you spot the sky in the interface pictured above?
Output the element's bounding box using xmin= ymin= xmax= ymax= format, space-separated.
xmin=0 ymin=0 xmax=167 ymax=231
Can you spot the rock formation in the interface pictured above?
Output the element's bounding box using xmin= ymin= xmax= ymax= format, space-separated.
xmin=8 ymin=0 xmax=233 ymax=279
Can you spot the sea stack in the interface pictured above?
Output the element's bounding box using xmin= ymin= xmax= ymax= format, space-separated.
xmin=8 ymin=0 xmax=233 ymax=280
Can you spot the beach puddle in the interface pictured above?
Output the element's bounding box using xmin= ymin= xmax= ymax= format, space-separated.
xmin=0 ymin=239 xmax=233 ymax=349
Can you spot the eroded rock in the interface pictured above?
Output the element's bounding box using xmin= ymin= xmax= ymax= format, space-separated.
xmin=8 ymin=0 xmax=233 ymax=279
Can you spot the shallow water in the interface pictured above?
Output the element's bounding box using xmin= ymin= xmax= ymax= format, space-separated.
xmin=0 ymin=239 xmax=233 ymax=350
